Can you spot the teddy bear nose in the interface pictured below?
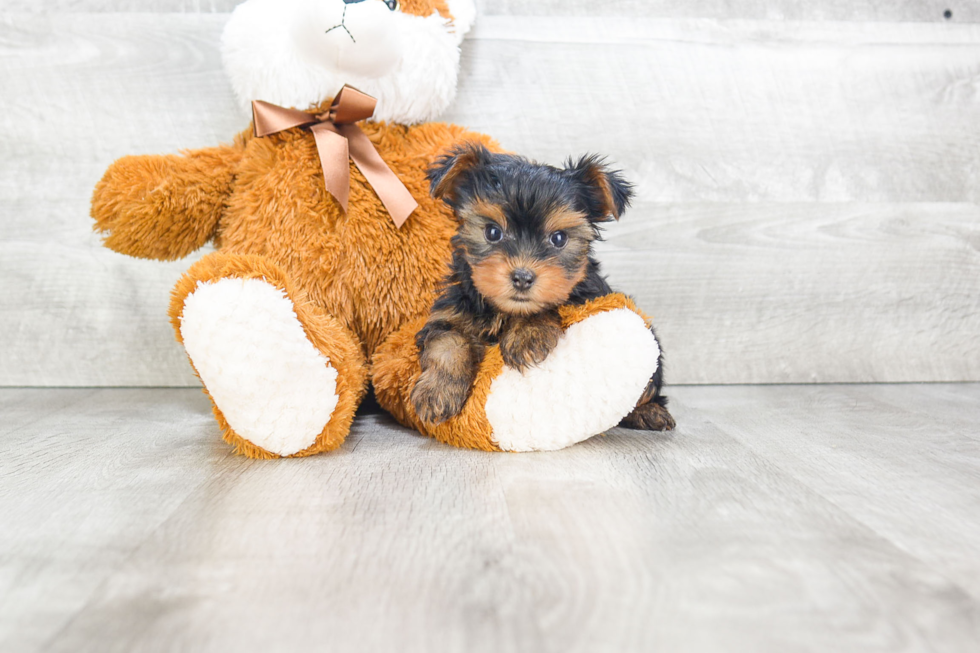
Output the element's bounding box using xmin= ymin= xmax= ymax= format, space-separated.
xmin=511 ymin=268 xmax=536 ymax=291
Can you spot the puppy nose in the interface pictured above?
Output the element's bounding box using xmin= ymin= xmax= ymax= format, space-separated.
xmin=511 ymin=268 xmax=536 ymax=291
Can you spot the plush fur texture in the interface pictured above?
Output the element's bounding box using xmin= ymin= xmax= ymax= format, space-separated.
xmin=96 ymin=117 xmax=499 ymax=358
xmin=91 ymin=136 xmax=247 ymax=261
xmin=181 ymin=277 xmax=340 ymax=456
xmin=373 ymin=294 xmax=658 ymax=451
xmin=222 ymin=0 xmax=475 ymax=123
xmin=95 ymin=110 xmax=498 ymax=457
xmin=169 ymin=253 xmax=368 ymax=458
xmin=92 ymin=0 xmax=670 ymax=456
xmin=486 ymin=308 xmax=659 ymax=451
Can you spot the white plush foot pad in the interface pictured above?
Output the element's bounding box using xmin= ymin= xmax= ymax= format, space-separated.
xmin=484 ymin=309 xmax=659 ymax=452
xmin=180 ymin=278 xmax=339 ymax=456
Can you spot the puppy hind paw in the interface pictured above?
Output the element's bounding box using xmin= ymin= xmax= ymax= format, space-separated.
xmin=619 ymin=400 xmax=676 ymax=432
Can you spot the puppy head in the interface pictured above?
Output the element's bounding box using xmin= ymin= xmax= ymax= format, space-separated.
xmin=429 ymin=143 xmax=634 ymax=315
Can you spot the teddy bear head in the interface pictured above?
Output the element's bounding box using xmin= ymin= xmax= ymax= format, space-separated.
xmin=222 ymin=0 xmax=476 ymax=125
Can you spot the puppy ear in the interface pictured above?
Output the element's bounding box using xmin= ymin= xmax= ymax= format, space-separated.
xmin=565 ymin=155 xmax=634 ymax=221
xmin=428 ymin=142 xmax=492 ymax=205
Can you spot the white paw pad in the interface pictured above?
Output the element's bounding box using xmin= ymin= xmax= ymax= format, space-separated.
xmin=180 ymin=278 xmax=339 ymax=456
xmin=484 ymin=309 xmax=659 ymax=452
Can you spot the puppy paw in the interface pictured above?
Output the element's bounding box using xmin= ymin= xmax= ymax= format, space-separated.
xmin=499 ymin=314 xmax=562 ymax=372
xmin=411 ymin=370 xmax=471 ymax=425
xmin=619 ymin=401 xmax=676 ymax=432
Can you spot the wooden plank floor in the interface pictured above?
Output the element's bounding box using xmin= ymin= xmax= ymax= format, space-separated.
xmin=2 ymin=385 xmax=978 ymax=652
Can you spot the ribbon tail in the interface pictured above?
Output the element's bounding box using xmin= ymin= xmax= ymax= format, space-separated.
xmin=339 ymin=124 xmax=419 ymax=228
xmin=310 ymin=123 xmax=351 ymax=213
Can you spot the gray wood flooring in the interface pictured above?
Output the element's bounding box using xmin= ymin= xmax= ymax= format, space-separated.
xmin=2 ymin=384 xmax=979 ymax=653
xmin=2 ymin=9 xmax=979 ymax=387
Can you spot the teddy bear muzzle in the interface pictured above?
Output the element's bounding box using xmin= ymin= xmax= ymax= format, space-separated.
xmin=292 ymin=0 xmax=405 ymax=79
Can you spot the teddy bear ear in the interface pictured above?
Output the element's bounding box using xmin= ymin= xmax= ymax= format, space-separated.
xmin=427 ymin=142 xmax=493 ymax=205
xmin=564 ymin=155 xmax=634 ymax=222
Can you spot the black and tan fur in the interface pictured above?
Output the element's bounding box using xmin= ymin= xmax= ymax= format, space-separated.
xmin=411 ymin=142 xmax=674 ymax=430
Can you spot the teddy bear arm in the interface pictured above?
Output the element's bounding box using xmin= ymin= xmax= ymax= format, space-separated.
xmin=91 ymin=141 xmax=246 ymax=261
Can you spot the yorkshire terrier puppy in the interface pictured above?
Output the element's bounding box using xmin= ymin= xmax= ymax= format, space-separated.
xmin=411 ymin=142 xmax=674 ymax=431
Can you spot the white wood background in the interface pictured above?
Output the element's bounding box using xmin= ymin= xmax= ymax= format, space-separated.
xmin=1 ymin=3 xmax=979 ymax=386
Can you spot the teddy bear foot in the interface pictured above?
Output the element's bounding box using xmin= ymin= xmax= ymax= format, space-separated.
xmin=171 ymin=253 xmax=367 ymax=458
xmin=483 ymin=305 xmax=661 ymax=451
xmin=372 ymin=294 xmax=662 ymax=452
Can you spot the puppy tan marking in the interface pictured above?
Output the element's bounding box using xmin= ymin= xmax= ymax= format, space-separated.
xmin=499 ymin=312 xmax=563 ymax=372
xmin=470 ymin=252 xmax=518 ymax=307
xmin=531 ymin=262 xmax=587 ymax=309
xmin=543 ymin=207 xmax=589 ymax=234
xmin=429 ymin=143 xmax=488 ymax=203
xmin=577 ymin=159 xmax=623 ymax=220
xmin=469 ymin=199 xmax=508 ymax=229
xmin=411 ymin=329 xmax=481 ymax=424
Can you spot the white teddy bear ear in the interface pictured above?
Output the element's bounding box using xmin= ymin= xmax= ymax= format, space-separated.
xmin=445 ymin=0 xmax=476 ymax=43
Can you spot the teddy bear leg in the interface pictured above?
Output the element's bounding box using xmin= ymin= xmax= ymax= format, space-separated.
xmin=371 ymin=293 xmax=664 ymax=452
xmin=169 ymin=252 xmax=368 ymax=458
xmin=372 ymin=315 xmax=502 ymax=451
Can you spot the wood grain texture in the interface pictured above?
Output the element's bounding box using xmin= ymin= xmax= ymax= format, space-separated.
xmin=0 ymin=14 xmax=238 ymax=387
xmin=448 ymin=18 xmax=980 ymax=203
xmin=476 ymin=0 xmax=980 ymax=23
xmin=2 ymin=385 xmax=979 ymax=652
xmin=1 ymin=1 xmax=240 ymax=10
xmin=4 ymin=1 xmax=977 ymax=23
xmin=0 ymin=388 xmax=233 ymax=653
xmin=595 ymin=202 xmax=980 ymax=384
xmin=2 ymin=13 xmax=980 ymax=385
xmin=674 ymin=383 xmax=980 ymax=601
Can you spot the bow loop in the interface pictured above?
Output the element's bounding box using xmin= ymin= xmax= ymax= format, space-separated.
xmin=328 ymin=85 xmax=377 ymax=124
xmin=250 ymin=85 xmax=417 ymax=228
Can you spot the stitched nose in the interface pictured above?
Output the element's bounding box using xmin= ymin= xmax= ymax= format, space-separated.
xmin=511 ymin=268 xmax=536 ymax=291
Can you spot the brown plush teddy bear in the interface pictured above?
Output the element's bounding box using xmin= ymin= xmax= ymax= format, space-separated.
xmin=91 ymin=0 xmax=671 ymax=458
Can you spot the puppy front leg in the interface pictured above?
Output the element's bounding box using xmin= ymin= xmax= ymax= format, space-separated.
xmin=499 ymin=311 xmax=563 ymax=372
xmin=411 ymin=328 xmax=483 ymax=425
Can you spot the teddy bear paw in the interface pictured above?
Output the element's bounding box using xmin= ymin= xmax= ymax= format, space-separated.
xmin=484 ymin=308 xmax=660 ymax=452
xmin=179 ymin=277 xmax=340 ymax=456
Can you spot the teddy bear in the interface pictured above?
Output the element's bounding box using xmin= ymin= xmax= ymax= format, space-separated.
xmin=91 ymin=0 xmax=670 ymax=458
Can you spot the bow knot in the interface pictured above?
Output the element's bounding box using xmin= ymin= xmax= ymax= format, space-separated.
xmin=251 ymin=85 xmax=418 ymax=228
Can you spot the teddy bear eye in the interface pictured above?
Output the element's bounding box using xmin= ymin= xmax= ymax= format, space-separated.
xmin=384 ymin=0 xmax=398 ymax=10
xmin=549 ymin=231 xmax=568 ymax=248
xmin=484 ymin=224 xmax=503 ymax=243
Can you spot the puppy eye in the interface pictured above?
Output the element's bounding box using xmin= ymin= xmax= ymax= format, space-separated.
xmin=484 ymin=224 xmax=503 ymax=243
xmin=384 ymin=0 xmax=398 ymax=10
xmin=549 ymin=231 xmax=568 ymax=248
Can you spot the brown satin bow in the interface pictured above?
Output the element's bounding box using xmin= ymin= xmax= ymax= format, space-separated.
xmin=251 ymin=85 xmax=418 ymax=228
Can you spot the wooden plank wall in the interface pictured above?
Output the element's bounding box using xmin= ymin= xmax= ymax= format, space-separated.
xmin=1 ymin=3 xmax=978 ymax=386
